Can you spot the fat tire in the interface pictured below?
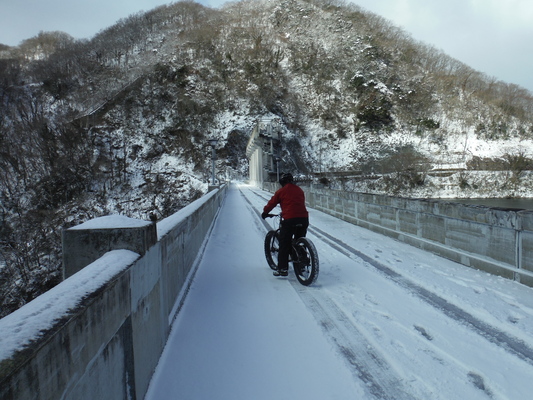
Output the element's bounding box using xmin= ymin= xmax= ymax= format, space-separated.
xmin=293 ymin=237 xmax=319 ymax=286
xmin=264 ymin=230 xmax=280 ymax=270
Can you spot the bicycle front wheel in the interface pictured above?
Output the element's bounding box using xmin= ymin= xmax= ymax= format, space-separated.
xmin=264 ymin=230 xmax=280 ymax=270
xmin=293 ymin=237 xmax=319 ymax=286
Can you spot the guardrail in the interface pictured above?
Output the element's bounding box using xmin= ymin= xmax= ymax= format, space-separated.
xmin=0 ymin=184 xmax=227 ymax=400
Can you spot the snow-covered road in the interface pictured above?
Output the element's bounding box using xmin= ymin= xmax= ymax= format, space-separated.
xmin=145 ymin=183 xmax=533 ymax=400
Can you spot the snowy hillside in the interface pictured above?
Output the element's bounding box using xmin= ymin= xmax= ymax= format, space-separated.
xmin=1 ymin=0 xmax=532 ymax=316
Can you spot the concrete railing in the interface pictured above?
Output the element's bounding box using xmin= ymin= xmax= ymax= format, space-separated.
xmin=263 ymin=182 xmax=533 ymax=288
xmin=0 ymin=184 xmax=227 ymax=400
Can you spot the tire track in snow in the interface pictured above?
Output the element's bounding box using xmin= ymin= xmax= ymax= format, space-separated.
xmin=292 ymin=283 xmax=418 ymax=400
xmin=310 ymin=223 xmax=533 ymax=368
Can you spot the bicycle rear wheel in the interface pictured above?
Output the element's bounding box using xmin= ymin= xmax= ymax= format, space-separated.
xmin=264 ymin=230 xmax=280 ymax=270
xmin=293 ymin=237 xmax=319 ymax=286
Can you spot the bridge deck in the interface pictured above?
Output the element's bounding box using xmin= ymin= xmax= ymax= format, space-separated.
xmin=145 ymin=183 xmax=533 ymax=400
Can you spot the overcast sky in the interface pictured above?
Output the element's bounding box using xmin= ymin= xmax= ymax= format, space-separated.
xmin=1 ymin=0 xmax=532 ymax=93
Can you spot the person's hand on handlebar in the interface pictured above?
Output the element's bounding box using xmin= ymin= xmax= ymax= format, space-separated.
xmin=261 ymin=212 xmax=276 ymax=219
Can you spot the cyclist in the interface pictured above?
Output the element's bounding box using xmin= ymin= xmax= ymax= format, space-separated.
xmin=262 ymin=173 xmax=309 ymax=276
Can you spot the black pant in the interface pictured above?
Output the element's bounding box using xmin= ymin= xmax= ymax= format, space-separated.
xmin=278 ymin=217 xmax=309 ymax=271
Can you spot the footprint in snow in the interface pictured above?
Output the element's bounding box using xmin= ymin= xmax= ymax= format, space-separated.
xmin=414 ymin=325 xmax=433 ymax=341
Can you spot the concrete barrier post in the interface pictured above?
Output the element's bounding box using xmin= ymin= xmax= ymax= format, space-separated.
xmin=62 ymin=215 xmax=157 ymax=279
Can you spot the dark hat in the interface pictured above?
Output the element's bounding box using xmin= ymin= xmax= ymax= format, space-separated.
xmin=279 ymin=173 xmax=294 ymax=186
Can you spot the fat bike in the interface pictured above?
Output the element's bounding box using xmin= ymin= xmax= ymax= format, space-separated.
xmin=263 ymin=214 xmax=319 ymax=286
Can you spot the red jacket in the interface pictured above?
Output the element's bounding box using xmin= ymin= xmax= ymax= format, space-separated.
xmin=264 ymin=183 xmax=309 ymax=219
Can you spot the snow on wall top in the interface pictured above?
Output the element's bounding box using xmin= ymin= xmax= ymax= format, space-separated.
xmin=0 ymin=249 xmax=139 ymax=361
xmin=69 ymin=215 xmax=153 ymax=230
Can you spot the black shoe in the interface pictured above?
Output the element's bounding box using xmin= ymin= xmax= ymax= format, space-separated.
xmin=273 ymin=269 xmax=288 ymax=277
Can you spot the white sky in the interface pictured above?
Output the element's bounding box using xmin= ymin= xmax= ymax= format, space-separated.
xmin=0 ymin=0 xmax=532 ymax=93
xmin=353 ymin=0 xmax=533 ymax=93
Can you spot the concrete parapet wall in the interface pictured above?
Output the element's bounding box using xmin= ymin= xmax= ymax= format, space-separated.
xmin=0 ymin=184 xmax=228 ymax=400
xmin=309 ymin=187 xmax=533 ymax=287
xmin=263 ymin=182 xmax=533 ymax=287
